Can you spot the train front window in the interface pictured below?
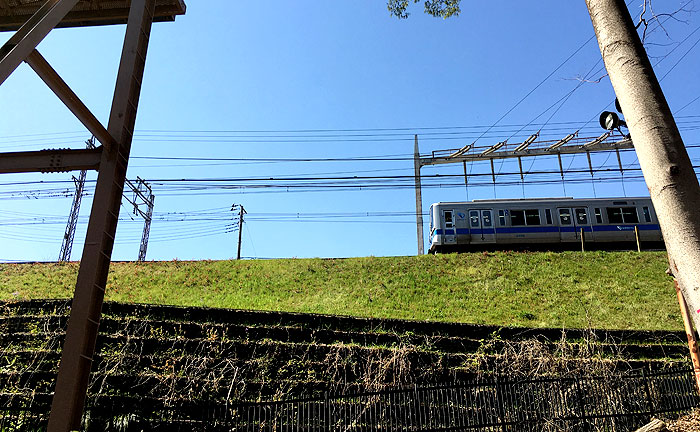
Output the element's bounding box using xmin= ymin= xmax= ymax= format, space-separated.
xmin=469 ymin=211 xmax=480 ymax=228
xmin=444 ymin=211 xmax=453 ymax=228
xmin=525 ymin=209 xmax=540 ymax=225
xmin=643 ymin=206 xmax=652 ymax=222
xmin=429 ymin=207 xmax=434 ymax=233
xmin=559 ymin=209 xmax=571 ymax=225
xmin=575 ymin=208 xmax=588 ymax=225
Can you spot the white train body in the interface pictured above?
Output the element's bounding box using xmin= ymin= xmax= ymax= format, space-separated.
xmin=428 ymin=197 xmax=663 ymax=253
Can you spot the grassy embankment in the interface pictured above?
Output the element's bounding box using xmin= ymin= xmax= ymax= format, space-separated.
xmin=0 ymin=251 xmax=681 ymax=331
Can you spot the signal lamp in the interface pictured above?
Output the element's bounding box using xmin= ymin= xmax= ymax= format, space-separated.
xmin=599 ymin=111 xmax=627 ymax=131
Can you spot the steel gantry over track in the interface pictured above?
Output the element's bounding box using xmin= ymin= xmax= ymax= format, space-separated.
xmin=0 ymin=1 xmax=186 ymax=431
xmin=413 ymin=132 xmax=634 ymax=255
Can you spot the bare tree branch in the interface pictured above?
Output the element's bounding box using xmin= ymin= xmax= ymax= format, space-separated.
xmin=637 ymin=0 xmax=694 ymax=43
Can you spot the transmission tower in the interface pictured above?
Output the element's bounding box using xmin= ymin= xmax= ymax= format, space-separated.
xmin=124 ymin=177 xmax=155 ymax=261
xmin=58 ymin=137 xmax=96 ymax=262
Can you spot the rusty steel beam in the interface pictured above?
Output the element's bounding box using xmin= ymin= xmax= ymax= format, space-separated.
xmin=0 ymin=0 xmax=185 ymax=32
xmin=47 ymin=0 xmax=156 ymax=430
xmin=25 ymin=50 xmax=115 ymax=152
xmin=0 ymin=0 xmax=81 ymax=86
xmin=0 ymin=147 xmax=101 ymax=174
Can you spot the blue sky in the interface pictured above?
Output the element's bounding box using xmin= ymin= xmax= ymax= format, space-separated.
xmin=1 ymin=1 xmax=699 ymax=261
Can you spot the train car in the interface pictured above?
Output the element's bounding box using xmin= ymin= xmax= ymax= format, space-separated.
xmin=428 ymin=197 xmax=663 ymax=253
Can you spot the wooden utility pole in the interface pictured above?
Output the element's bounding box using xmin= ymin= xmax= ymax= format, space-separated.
xmin=237 ymin=205 xmax=246 ymax=260
xmin=586 ymin=0 xmax=700 ymax=331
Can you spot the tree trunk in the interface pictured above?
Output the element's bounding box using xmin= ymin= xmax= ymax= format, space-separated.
xmin=586 ymin=0 xmax=700 ymax=330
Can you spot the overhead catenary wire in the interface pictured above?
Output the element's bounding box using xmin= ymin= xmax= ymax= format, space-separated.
xmin=1 ymin=147 xmax=700 ymax=200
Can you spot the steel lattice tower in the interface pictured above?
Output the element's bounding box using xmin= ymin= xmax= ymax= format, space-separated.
xmin=58 ymin=137 xmax=95 ymax=262
xmin=125 ymin=177 xmax=155 ymax=262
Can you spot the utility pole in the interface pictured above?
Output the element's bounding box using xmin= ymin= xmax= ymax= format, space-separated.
xmin=231 ymin=204 xmax=246 ymax=260
xmin=59 ymin=137 xmax=95 ymax=262
xmin=414 ymin=135 xmax=424 ymax=255
xmin=587 ymin=0 xmax=700 ymax=330
xmin=237 ymin=205 xmax=246 ymax=260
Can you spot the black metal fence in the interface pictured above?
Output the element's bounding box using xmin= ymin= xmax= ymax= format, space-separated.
xmin=1 ymin=368 xmax=698 ymax=431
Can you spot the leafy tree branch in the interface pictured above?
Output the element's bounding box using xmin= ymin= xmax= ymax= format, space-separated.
xmin=387 ymin=0 xmax=461 ymax=19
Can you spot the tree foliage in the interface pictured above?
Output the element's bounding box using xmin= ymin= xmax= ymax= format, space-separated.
xmin=387 ymin=0 xmax=461 ymax=19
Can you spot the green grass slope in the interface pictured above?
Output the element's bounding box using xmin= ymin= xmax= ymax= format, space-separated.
xmin=0 ymin=251 xmax=681 ymax=330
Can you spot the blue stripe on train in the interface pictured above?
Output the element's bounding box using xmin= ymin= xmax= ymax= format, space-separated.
xmin=497 ymin=226 xmax=559 ymax=234
xmin=434 ymin=224 xmax=660 ymax=236
xmin=592 ymin=224 xmax=660 ymax=232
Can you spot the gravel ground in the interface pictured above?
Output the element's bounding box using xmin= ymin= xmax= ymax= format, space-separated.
xmin=666 ymin=409 xmax=700 ymax=431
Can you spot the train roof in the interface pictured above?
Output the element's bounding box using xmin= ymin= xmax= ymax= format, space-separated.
xmin=432 ymin=197 xmax=652 ymax=206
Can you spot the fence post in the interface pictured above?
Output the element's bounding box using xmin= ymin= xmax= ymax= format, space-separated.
xmin=414 ymin=384 xmax=421 ymax=430
xmin=641 ymin=369 xmax=655 ymax=417
xmin=324 ymin=391 xmax=329 ymax=431
xmin=574 ymin=377 xmax=590 ymax=432
xmin=494 ymin=375 xmax=508 ymax=432
xmin=635 ymin=226 xmax=641 ymax=252
xmin=580 ymin=228 xmax=585 ymax=252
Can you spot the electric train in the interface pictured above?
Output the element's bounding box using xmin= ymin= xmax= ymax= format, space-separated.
xmin=428 ymin=197 xmax=663 ymax=253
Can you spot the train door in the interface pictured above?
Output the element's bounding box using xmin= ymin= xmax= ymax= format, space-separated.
xmin=558 ymin=207 xmax=590 ymax=243
xmin=573 ymin=207 xmax=593 ymax=242
xmin=482 ymin=210 xmax=496 ymax=243
xmin=468 ymin=210 xmax=495 ymax=244
xmin=443 ymin=210 xmax=456 ymax=245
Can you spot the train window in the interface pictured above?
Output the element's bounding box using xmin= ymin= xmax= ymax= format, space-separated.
xmin=606 ymin=207 xmax=639 ymax=223
xmin=575 ymin=208 xmax=588 ymax=225
xmin=622 ymin=207 xmax=639 ymax=223
xmin=559 ymin=209 xmax=572 ymax=225
xmin=510 ymin=210 xmax=526 ymax=226
xmin=482 ymin=211 xmax=492 ymax=227
xmin=594 ymin=208 xmax=602 ymax=224
xmin=643 ymin=206 xmax=652 ymax=222
xmin=525 ymin=209 xmax=541 ymax=225
xmin=498 ymin=210 xmax=506 ymax=226
xmin=607 ymin=207 xmax=623 ymax=223
xmin=545 ymin=209 xmax=553 ymax=225
xmin=469 ymin=210 xmax=480 ymax=228
xmin=511 ymin=209 xmax=540 ymax=225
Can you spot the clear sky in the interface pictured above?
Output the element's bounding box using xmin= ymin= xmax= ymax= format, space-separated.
xmin=1 ymin=1 xmax=699 ymax=261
